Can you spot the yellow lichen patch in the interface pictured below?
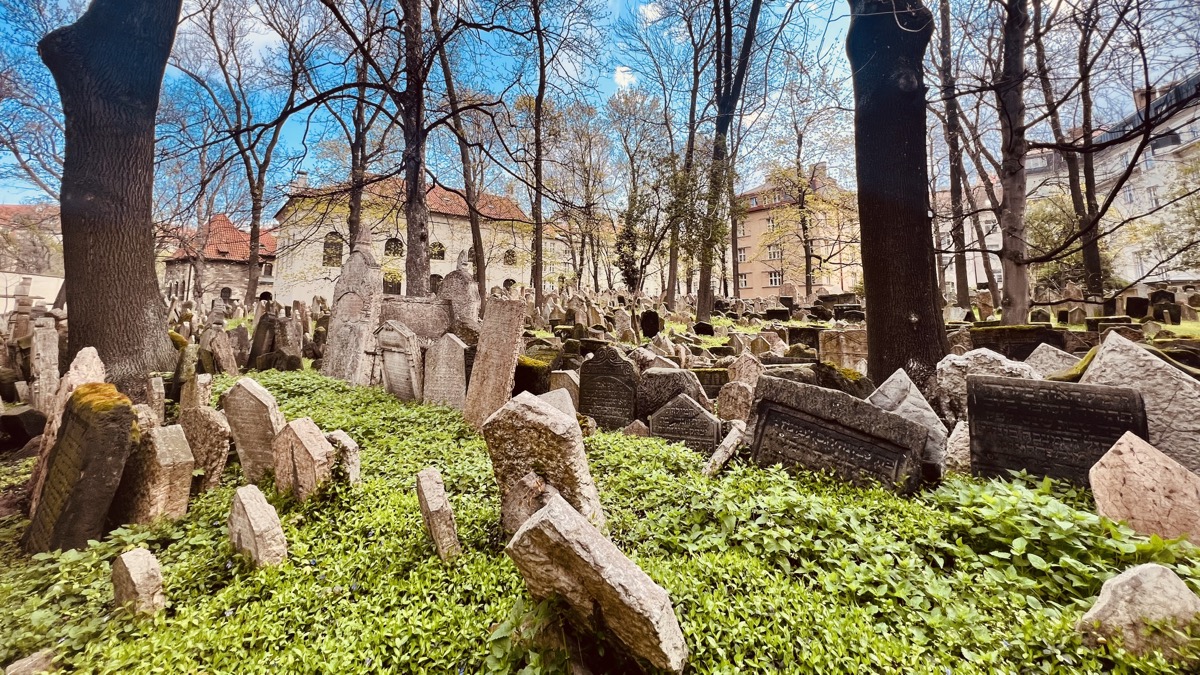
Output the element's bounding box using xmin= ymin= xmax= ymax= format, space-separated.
xmin=168 ymin=331 xmax=188 ymax=349
xmin=71 ymin=382 xmax=133 ymax=414
xmin=517 ymin=354 xmax=549 ymax=370
xmin=1047 ymin=346 xmax=1097 ymax=382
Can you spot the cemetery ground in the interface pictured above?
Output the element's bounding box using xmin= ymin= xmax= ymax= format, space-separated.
xmin=2 ymin=370 xmax=1200 ymax=673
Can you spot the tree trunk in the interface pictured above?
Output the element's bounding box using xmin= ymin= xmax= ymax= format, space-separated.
xmin=531 ymin=0 xmax=547 ymax=306
xmin=245 ymin=188 xmax=263 ymax=301
xmin=846 ymin=0 xmax=948 ymax=386
xmin=402 ymin=0 xmax=430 ymax=297
xmin=937 ymin=0 xmax=971 ymax=308
xmin=997 ymin=0 xmax=1030 ymax=324
xmin=39 ymin=0 xmax=181 ymax=393
xmin=964 ymin=184 xmax=1001 ymax=301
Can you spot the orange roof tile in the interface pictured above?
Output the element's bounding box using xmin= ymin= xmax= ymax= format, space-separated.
xmin=280 ymin=176 xmax=529 ymax=223
xmin=170 ymin=214 xmax=277 ymax=261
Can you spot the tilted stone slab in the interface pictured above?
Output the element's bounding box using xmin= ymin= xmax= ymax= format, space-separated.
xmin=179 ymin=406 xmax=232 ymax=495
xmin=423 ymin=333 xmax=468 ymax=410
xmin=228 ymin=485 xmax=287 ymax=567
xmin=1079 ymin=563 xmax=1200 ymax=657
xmin=272 ymin=418 xmax=334 ymax=502
xmin=463 ymin=299 xmax=526 ymax=428
xmin=1023 ymin=342 xmax=1081 ymax=378
xmin=506 ymin=495 xmax=688 ymax=674
xmin=110 ymin=424 xmax=195 ymax=525
xmin=112 ymin=548 xmax=165 ymax=616
xmin=482 ymin=392 xmax=605 ymax=530
xmin=1080 ymin=332 xmax=1200 ymax=474
xmin=868 ymin=368 xmax=948 ymax=482
xmin=325 ymin=430 xmax=362 ymax=485
xmin=703 ymin=420 xmax=746 ymax=477
xmin=968 ymin=375 xmax=1148 ymax=487
xmin=649 ymin=393 xmax=721 ymax=455
xmin=23 ymin=383 xmax=135 ymax=553
xmin=221 ymin=378 xmax=286 ymax=482
xmin=747 ymin=376 xmax=926 ymax=493
xmin=579 ymin=346 xmax=640 ymax=431
xmin=1091 ymin=432 xmax=1200 ymax=541
xmin=416 ymin=467 xmax=462 ymax=561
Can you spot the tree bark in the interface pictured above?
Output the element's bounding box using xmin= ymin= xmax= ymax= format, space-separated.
xmin=531 ymin=0 xmax=548 ymax=306
xmin=402 ymin=0 xmax=430 ymax=297
xmin=39 ymin=0 xmax=181 ymax=393
xmin=996 ymin=0 xmax=1031 ymax=324
xmin=846 ymin=0 xmax=948 ymax=386
xmin=937 ymin=0 xmax=971 ymax=308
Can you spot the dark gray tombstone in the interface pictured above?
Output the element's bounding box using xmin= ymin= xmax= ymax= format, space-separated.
xmin=640 ymin=311 xmax=662 ymax=340
xmin=747 ymin=376 xmax=926 ymax=493
xmin=967 ymin=375 xmax=1149 ymax=486
xmin=1125 ymin=296 xmax=1151 ymax=319
xmin=1150 ymin=289 xmax=1175 ymax=305
xmin=649 ymin=394 xmax=722 ymax=454
xmin=579 ymin=346 xmax=640 ymax=430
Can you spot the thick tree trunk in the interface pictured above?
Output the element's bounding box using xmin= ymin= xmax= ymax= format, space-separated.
xmin=402 ymin=0 xmax=430 ymax=297
xmin=997 ymin=0 xmax=1030 ymax=324
xmin=245 ymin=191 xmax=263 ymax=301
xmin=39 ymin=0 xmax=181 ymax=393
xmin=846 ymin=0 xmax=948 ymax=386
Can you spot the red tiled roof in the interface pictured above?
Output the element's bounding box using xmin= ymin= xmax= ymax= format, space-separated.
xmin=170 ymin=214 xmax=277 ymax=261
xmin=0 ymin=204 xmax=60 ymax=232
xmin=280 ymin=176 xmax=529 ymax=223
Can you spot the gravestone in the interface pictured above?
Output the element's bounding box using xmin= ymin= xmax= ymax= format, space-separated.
xmin=747 ymin=376 xmax=926 ymax=493
xmin=322 ymin=247 xmax=383 ymax=385
xmin=640 ymin=310 xmax=662 ymax=339
xmin=481 ymin=392 xmax=605 ymax=530
xmin=818 ymin=329 xmax=868 ymax=374
xmin=1067 ymin=307 xmax=1087 ymax=325
xmin=272 ymin=417 xmax=335 ymax=502
xmin=579 ymin=346 xmax=640 ymax=431
xmin=437 ymin=253 xmax=483 ymax=343
xmin=727 ymin=353 xmax=764 ymax=386
xmin=549 ymin=370 xmax=580 ymax=410
xmin=145 ymin=376 xmax=165 ymax=425
xmin=221 ymin=378 xmax=286 ymax=482
xmin=374 ymin=321 xmax=424 ymax=402
xmin=967 ymin=375 xmax=1148 ymax=486
xmin=228 ymin=485 xmax=287 ymax=567
xmin=1091 ymin=432 xmax=1200 ymax=542
xmin=110 ymin=424 xmax=195 ymax=525
xmin=1023 ymin=342 xmax=1081 ymax=377
xmin=28 ymin=326 xmax=59 ymax=414
xmin=416 ymin=467 xmax=462 ymax=562
xmin=23 ymin=383 xmax=136 ymax=553
xmin=112 ymin=548 xmax=165 ymax=616
xmin=1078 ymin=563 xmax=1200 ymax=658
xmin=1029 ymin=308 xmax=1051 ymax=323
xmin=867 ymin=369 xmax=947 ymax=482
xmin=692 ymin=368 xmax=729 ymax=399
xmin=180 ymin=373 xmax=213 ymax=411
xmin=463 ymin=299 xmax=525 ymax=428
xmin=325 ymin=430 xmax=362 ymax=485
xmin=649 ymin=393 xmax=722 ymax=454
xmin=1125 ymin=296 xmax=1151 ymax=319
xmin=703 ymin=420 xmax=746 ymax=477
xmin=423 ymin=333 xmax=468 ymax=409
xmin=178 ymin=406 xmax=232 ymax=495
xmin=637 ymin=368 xmax=709 ymax=420
xmin=379 ymin=295 xmax=455 ymax=342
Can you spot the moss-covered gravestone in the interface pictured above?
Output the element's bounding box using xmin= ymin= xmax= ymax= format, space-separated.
xmin=23 ymin=383 xmax=137 ymax=553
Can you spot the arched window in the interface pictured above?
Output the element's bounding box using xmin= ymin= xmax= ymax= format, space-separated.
xmin=503 ymin=249 xmax=518 ymax=266
xmin=385 ymin=238 xmax=404 ymax=257
xmin=383 ymin=275 xmax=403 ymax=295
xmin=323 ymin=232 xmax=343 ymax=267
xmin=466 ymin=247 xmax=477 ymax=263
xmin=262 ymin=262 xmax=273 ymax=277
xmin=503 ymin=278 xmax=517 ymax=289
xmin=430 ymin=242 xmax=446 ymax=260
xmin=220 ymin=287 xmax=232 ymax=301
xmin=259 ymin=291 xmax=273 ymax=302
xmin=429 ymin=274 xmax=444 ymax=294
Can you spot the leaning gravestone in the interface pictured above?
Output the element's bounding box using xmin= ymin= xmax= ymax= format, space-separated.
xmin=463 ymin=299 xmax=526 ymax=428
xmin=375 ymin=321 xmax=424 ymax=402
xmin=222 ymin=378 xmax=286 ymax=482
xmin=1079 ymin=332 xmax=1200 ymax=474
xmin=747 ymin=376 xmax=926 ymax=493
xmin=967 ymin=375 xmax=1148 ymax=486
xmin=1023 ymin=342 xmax=1081 ymax=377
xmin=506 ymin=494 xmax=688 ymax=674
xmin=867 ymin=369 xmax=947 ymax=482
xmin=649 ymin=393 xmax=722 ymax=454
xmin=23 ymin=383 xmax=136 ymax=553
xmin=272 ymin=418 xmax=335 ymax=502
xmin=716 ymin=380 xmax=754 ymax=422
xmin=579 ymin=346 xmax=640 ymax=430
xmin=109 ymin=424 xmax=195 ymax=526
xmin=228 ymin=485 xmax=287 ymax=567
xmin=637 ymin=368 xmax=709 ymax=420
xmin=1091 ymin=431 xmax=1200 ymax=542
xmin=640 ymin=310 xmax=662 ymax=339
xmin=415 ymin=467 xmax=462 ymax=562
xmin=423 ymin=332 xmax=468 ymax=409
xmin=178 ymin=406 xmax=232 ymax=495
xmin=322 ymin=246 xmax=383 ymax=385
xmin=482 ymin=392 xmax=606 ymax=531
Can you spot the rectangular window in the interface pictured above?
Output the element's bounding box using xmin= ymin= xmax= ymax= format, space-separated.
xmin=738 ymin=222 xmax=747 ymax=237
xmin=767 ymin=218 xmax=776 ymax=233
xmin=1148 ymin=186 xmax=1160 ymax=208
xmin=768 ymin=270 xmax=782 ymax=287
xmin=1122 ymin=186 xmax=1135 ymax=204
xmin=737 ymin=247 xmax=748 ymax=263
xmin=738 ymin=273 xmax=749 ymax=289
xmin=749 ymin=197 xmax=759 ymax=207
xmin=1143 ymin=155 xmax=1156 ymax=171
xmin=767 ymin=244 xmax=783 ymax=260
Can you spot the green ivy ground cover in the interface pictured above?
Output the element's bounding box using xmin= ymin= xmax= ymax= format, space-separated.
xmin=2 ymin=369 xmax=1199 ymax=673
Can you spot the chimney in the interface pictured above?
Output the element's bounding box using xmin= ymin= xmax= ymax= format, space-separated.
xmin=1133 ymin=87 xmax=1157 ymax=111
xmin=812 ymin=162 xmax=828 ymax=180
xmin=292 ymin=170 xmax=309 ymax=190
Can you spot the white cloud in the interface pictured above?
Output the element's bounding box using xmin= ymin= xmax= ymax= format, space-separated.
xmin=638 ymin=2 xmax=663 ymax=23
xmin=614 ymin=66 xmax=637 ymax=89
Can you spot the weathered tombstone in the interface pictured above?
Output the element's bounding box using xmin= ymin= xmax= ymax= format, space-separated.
xmin=437 ymin=253 xmax=483 ymax=343
xmin=945 ymin=421 xmax=971 ymax=473
xmin=422 ymin=332 xmax=468 ymax=409
xmin=1091 ymin=431 xmax=1200 ymax=541
xmin=716 ymin=380 xmax=754 ymax=422
xmin=481 ymin=392 xmax=605 ymax=530
xmin=463 ymin=299 xmax=525 ymax=428
xmin=506 ymin=495 xmax=688 ymax=674
xmin=579 ymin=346 xmax=640 ymax=431
xmin=272 ymin=417 xmax=335 ymax=502
xmin=1029 ymin=308 xmax=1051 ymax=323
xmin=28 ymin=326 xmax=59 ymax=414
xmin=112 ymin=548 xmax=165 ymax=616
xmin=23 ymin=383 xmax=136 ymax=553
xmin=415 ymin=467 xmax=462 ymax=562
xmin=501 ymin=471 xmax=561 ymax=534
xmin=145 ymin=376 xmax=165 ymax=424
xmin=1078 ymin=563 xmax=1200 ymax=658
xmin=110 ymin=424 xmax=195 ymax=525
xmin=1023 ymin=342 xmax=1081 ymax=377
xmin=548 ymin=370 xmax=580 ymax=410
xmin=747 ymin=376 xmax=926 ymax=493
xmin=221 ymin=378 xmax=286 ymax=482
xmin=228 ymin=485 xmax=287 ymax=567
xmin=818 ymin=329 xmax=868 ymax=374
xmin=537 ymin=388 xmax=577 ymax=417
xmin=867 ymin=369 xmax=947 ymax=482
xmin=727 ymin=353 xmax=764 ymax=386
xmin=180 ymin=372 xmax=213 ymax=411
xmin=637 ymin=368 xmax=709 ymax=420
xmin=179 ymin=406 xmax=232 ymax=495
xmin=967 ymin=375 xmax=1148 ymax=486
xmin=640 ymin=310 xmax=662 ymax=339
xmin=5 ymin=650 xmax=56 ymax=675
xmin=1080 ymin=332 xmax=1200 ymax=473
xmin=931 ymin=348 xmax=1041 ymax=427
xmin=322 ymin=246 xmax=383 ymax=385
xmin=374 ymin=321 xmax=424 ymax=402
xmin=703 ymin=420 xmax=746 ymax=477
xmin=649 ymin=393 xmax=722 ymax=454
xmin=622 ymin=419 xmax=650 ymax=436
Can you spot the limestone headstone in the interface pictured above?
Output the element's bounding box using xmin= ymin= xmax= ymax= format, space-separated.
xmin=932 ymin=348 xmax=1041 ymax=427
xmin=178 ymin=406 xmax=232 ymax=494
xmin=649 ymin=393 xmax=722 ymax=454
xmin=1091 ymin=432 xmax=1200 ymax=541
xmin=112 ymin=548 xmax=165 ymax=616
xmin=945 ymin=421 xmax=970 ymax=474
xmin=716 ymin=380 xmax=754 ymax=422
xmin=110 ymin=424 xmax=195 ymax=525
xmin=145 ymin=376 xmax=165 ymax=425
xmin=463 ymin=299 xmax=526 ymax=428
xmin=549 ymin=370 xmax=580 ymax=410
xmin=637 ymin=368 xmax=709 ymax=420
xmin=501 ymin=471 xmax=561 ymax=534
xmin=703 ymin=420 xmax=746 ymax=477
xmin=727 ymin=353 xmax=764 ymax=386
xmin=322 ymin=247 xmax=383 ymax=385
xmin=1023 ymin=342 xmax=1081 ymax=377
xmin=325 ymin=430 xmax=362 ymax=485
xmin=272 ymin=417 xmax=335 ymax=502
xmin=506 ymin=495 xmax=688 ymax=674
xmin=867 ymin=369 xmax=948 ymax=481
xmin=422 ymin=332 xmax=467 ymax=409
xmin=228 ymin=485 xmax=287 ymax=567
xmin=415 ymin=467 xmax=462 ymax=562
xmin=579 ymin=346 xmax=640 ymax=431
xmin=1078 ymin=563 xmax=1200 ymax=657
xmin=374 ymin=320 xmax=424 ymax=402
xmin=221 ymin=378 xmax=286 ymax=482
